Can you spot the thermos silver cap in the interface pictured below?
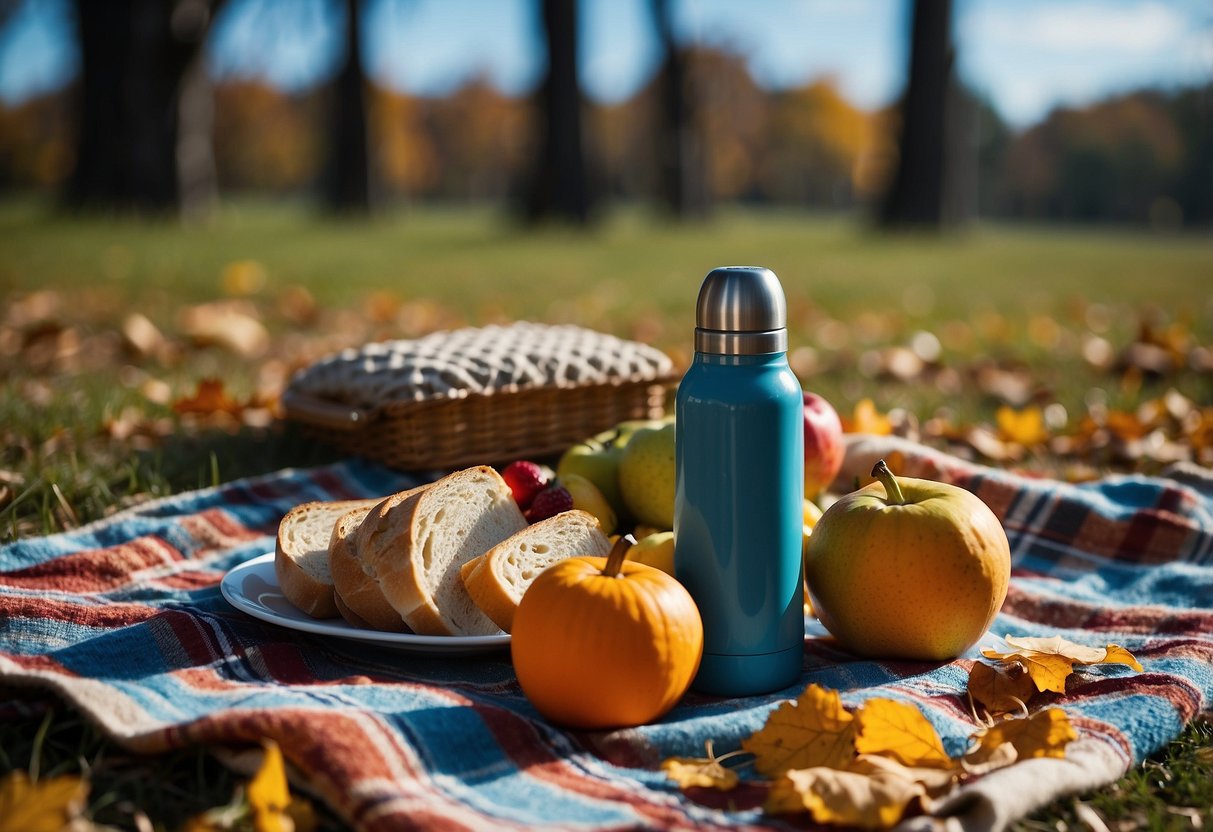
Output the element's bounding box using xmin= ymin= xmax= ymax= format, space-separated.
xmin=695 ymin=266 xmax=788 ymax=355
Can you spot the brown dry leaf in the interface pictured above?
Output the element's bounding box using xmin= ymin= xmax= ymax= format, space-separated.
xmin=844 ymin=399 xmax=893 ymax=435
xmin=853 ymin=698 xmax=952 ymax=769
xmin=173 ymin=379 xmax=244 ymax=417
xmin=742 ymin=684 xmax=857 ymax=776
xmin=969 ymin=708 xmax=1076 ymax=764
xmin=848 ymin=754 xmax=957 ymax=796
xmin=968 ymin=661 xmax=1039 ymax=715
xmin=0 ymin=771 xmax=89 ymax=832
xmin=996 ymin=405 xmax=1050 ymax=446
xmin=765 ymin=765 xmax=924 ymax=829
xmin=179 ymin=301 xmax=270 ymax=358
xmin=661 ymin=741 xmax=740 ymax=791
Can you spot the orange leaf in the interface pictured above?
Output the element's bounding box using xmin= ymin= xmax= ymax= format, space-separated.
xmin=765 ymin=766 xmax=924 ymax=829
xmin=661 ymin=741 xmax=740 ymax=791
xmin=248 ymin=741 xmax=292 ymax=832
xmin=0 ymin=771 xmax=88 ymax=832
xmin=853 ymin=698 xmax=952 ymax=769
xmin=742 ymin=684 xmax=857 ymax=776
xmin=971 ymin=708 xmax=1076 ymax=762
xmin=844 ymin=399 xmax=892 ymax=436
xmin=996 ymin=405 xmax=1050 ymax=446
xmin=173 ymin=378 xmax=243 ymax=417
xmin=967 ymin=662 xmax=1038 ymax=715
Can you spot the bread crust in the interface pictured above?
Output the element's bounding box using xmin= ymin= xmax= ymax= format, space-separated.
xmin=328 ymin=492 xmax=424 ymax=632
xmin=357 ymin=466 xmax=525 ymax=636
xmin=275 ymin=499 xmax=379 ymax=618
xmin=462 ymin=510 xmax=610 ymax=633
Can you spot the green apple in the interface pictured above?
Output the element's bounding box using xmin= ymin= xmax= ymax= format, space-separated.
xmin=556 ymin=439 xmax=625 ymax=514
xmin=618 ymin=423 xmax=676 ymax=529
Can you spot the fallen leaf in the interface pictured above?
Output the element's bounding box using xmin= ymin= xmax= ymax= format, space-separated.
xmin=967 ymin=662 xmax=1038 ymax=715
xmin=848 ymin=754 xmax=957 ymax=796
xmin=179 ymin=301 xmax=270 ymax=358
xmin=853 ymin=698 xmax=952 ymax=769
xmin=765 ymin=766 xmax=924 ymax=829
xmin=1100 ymin=644 xmax=1144 ymax=672
xmin=969 ymin=708 xmax=1076 ymax=763
xmin=173 ymin=379 xmax=243 ymax=417
xmin=0 ymin=771 xmax=88 ymax=832
xmin=997 ymin=405 xmax=1050 ymax=446
xmin=845 ymin=399 xmax=893 ymax=436
xmin=982 ymin=636 xmax=1143 ymax=694
xmin=742 ymin=684 xmax=857 ymax=776
xmin=248 ymin=741 xmax=291 ymax=832
xmin=661 ymin=741 xmax=740 ymax=791
xmin=220 ymin=259 xmax=268 ymax=296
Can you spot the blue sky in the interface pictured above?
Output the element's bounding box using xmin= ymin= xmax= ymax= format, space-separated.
xmin=0 ymin=0 xmax=1210 ymax=128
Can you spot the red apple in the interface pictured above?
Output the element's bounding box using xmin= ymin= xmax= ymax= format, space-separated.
xmin=803 ymin=392 xmax=844 ymax=499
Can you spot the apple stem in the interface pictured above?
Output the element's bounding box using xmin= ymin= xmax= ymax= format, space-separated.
xmin=871 ymin=459 xmax=906 ymax=506
xmin=602 ymin=534 xmax=637 ymax=578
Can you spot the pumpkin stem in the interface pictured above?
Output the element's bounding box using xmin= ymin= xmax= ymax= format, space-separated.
xmin=871 ymin=458 xmax=906 ymax=506
xmin=602 ymin=534 xmax=636 ymax=578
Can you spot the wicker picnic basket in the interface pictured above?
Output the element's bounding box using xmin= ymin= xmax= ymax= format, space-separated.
xmin=282 ymin=322 xmax=678 ymax=471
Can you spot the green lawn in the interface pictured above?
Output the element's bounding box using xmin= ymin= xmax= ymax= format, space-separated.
xmin=1 ymin=199 xmax=1210 ymax=829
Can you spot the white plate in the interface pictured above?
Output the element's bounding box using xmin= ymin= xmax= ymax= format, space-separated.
xmin=220 ymin=553 xmax=510 ymax=655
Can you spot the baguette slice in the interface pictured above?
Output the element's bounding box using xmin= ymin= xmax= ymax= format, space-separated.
xmin=357 ymin=466 xmax=527 ymax=636
xmin=275 ymin=498 xmax=380 ymax=618
xmin=461 ymin=510 xmax=610 ymax=633
xmin=328 ymin=489 xmax=425 ymax=632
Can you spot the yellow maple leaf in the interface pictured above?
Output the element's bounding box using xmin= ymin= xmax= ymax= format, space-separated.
xmin=0 ymin=771 xmax=88 ymax=832
xmin=970 ymin=708 xmax=1076 ymax=762
xmin=661 ymin=741 xmax=740 ymax=791
xmin=967 ymin=662 xmax=1039 ymax=715
xmin=853 ymin=698 xmax=952 ymax=769
xmin=742 ymin=684 xmax=857 ymax=777
xmin=996 ymin=405 xmax=1050 ymax=446
xmin=983 ymin=635 xmax=1143 ymax=694
xmin=765 ymin=766 xmax=924 ymax=829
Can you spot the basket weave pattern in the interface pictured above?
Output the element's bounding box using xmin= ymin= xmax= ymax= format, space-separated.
xmin=287 ymin=378 xmax=674 ymax=470
xmin=282 ymin=323 xmax=677 ymax=471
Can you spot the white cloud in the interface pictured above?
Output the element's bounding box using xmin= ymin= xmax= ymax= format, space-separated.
xmin=963 ymin=1 xmax=1185 ymax=55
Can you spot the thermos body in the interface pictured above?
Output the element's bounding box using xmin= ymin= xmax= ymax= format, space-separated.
xmin=674 ymin=267 xmax=805 ymax=696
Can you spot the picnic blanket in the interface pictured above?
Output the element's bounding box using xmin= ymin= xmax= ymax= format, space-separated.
xmin=1 ymin=435 xmax=1211 ymax=831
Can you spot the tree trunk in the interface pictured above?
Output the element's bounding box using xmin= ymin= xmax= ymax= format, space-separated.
xmin=878 ymin=0 xmax=954 ymax=229
xmin=651 ymin=0 xmax=709 ymax=218
xmin=321 ymin=0 xmax=372 ymax=214
xmin=524 ymin=0 xmax=592 ymax=224
xmin=66 ymin=0 xmax=220 ymax=217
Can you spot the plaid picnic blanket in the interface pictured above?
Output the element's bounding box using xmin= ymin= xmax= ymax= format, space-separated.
xmin=1 ymin=436 xmax=1211 ymax=831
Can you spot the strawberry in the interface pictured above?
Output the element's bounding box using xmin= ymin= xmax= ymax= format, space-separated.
xmin=525 ymin=484 xmax=574 ymax=523
xmin=501 ymin=460 xmax=549 ymax=510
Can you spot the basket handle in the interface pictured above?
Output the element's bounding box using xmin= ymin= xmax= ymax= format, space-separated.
xmin=281 ymin=389 xmax=371 ymax=432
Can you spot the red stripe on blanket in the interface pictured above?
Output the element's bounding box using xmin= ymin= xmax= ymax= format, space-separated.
xmin=0 ymin=594 xmax=159 ymax=628
xmin=474 ymin=701 xmax=767 ymax=831
xmin=1000 ymin=584 xmax=1213 ymax=634
xmin=0 ymin=536 xmax=182 ymax=593
xmin=180 ymin=509 xmax=266 ymax=555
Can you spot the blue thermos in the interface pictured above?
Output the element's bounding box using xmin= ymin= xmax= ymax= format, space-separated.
xmin=674 ymin=266 xmax=805 ymax=696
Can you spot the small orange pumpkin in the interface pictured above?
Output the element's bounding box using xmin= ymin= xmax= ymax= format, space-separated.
xmin=511 ymin=535 xmax=704 ymax=729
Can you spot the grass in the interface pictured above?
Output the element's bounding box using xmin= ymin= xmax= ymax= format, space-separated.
xmin=1 ymin=198 xmax=1211 ymax=829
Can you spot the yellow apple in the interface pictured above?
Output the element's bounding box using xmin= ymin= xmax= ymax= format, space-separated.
xmin=804 ymin=459 xmax=1010 ymax=661
xmin=618 ymin=423 xmax=676 ymax=529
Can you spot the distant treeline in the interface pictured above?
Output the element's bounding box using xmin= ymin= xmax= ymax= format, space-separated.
xmin=0 ymin=46 xmax=1208 ymax=227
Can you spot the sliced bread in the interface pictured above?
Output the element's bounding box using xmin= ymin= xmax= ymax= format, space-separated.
xmin=461 ymin=510 xmax=611 ymax=633
xmin=275 ymin=498 xmax=380 ymax=618
xmin=328 ymin=490 xmax=424 ymax=632
xmin=356 ymin=466 xmax=528 ymax=636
